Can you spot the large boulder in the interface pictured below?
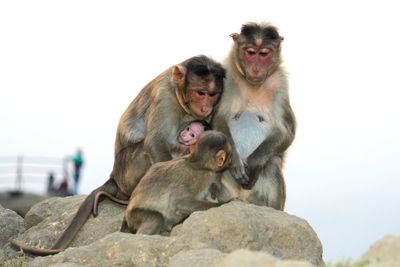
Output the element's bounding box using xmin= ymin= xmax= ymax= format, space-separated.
xmin=352 ymin=235 xmax=400 ymax=267
xmin=171 ymin=201 xmax=323 ymax=265
xmin=13 ymin=195 xmax=125 ymax=249
xmin=4 ymin=197 xmax=324 ymax=266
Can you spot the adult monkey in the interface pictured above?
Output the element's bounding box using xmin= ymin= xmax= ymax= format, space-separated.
xmin=10 ymin=55 xmax=226 ymax=256
xmin=212 ymin=22 xmax=296 ymax=210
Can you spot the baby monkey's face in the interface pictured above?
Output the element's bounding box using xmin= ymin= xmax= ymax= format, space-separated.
xmin=178 ymin=122 xmax=206 ymax=146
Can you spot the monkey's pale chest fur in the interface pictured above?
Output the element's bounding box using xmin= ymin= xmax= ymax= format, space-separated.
xmin=227 ymin=72 xmax=281 ymax=159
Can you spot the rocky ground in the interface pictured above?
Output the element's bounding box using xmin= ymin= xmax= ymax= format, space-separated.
xmin=0 ymin=195 xmax=398 ymax=267
xmin=1 ymin=195 xmax=322 ymax=266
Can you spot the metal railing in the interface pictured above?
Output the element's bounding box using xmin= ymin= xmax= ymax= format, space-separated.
xmin=0 ymin=155 xmax=69 ymax=193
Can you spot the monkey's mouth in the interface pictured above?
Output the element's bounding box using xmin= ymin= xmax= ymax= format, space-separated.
xmin=178 ymin=140 xmax=191 ymax=147
xmin=246 ymin=75 xmax=266 ymax=85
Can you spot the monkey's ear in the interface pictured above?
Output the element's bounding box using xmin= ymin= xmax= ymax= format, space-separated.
xmin=229 ymin=33 xmax=239 ymax=41
xmin=215 ymin=150 xmax=226 ymax=168
xmin=172 ymin=65 xmax=186 ymax=87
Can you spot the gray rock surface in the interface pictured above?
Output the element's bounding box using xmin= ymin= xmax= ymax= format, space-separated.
xmin=171 ymin=201 xmax=323 ymax=265
xmin=168 ymin=248 xmax=226 ymax=267
xmin=0 ymin=204 xmax=26 ymax=262
xmin=216 ymin=249 xmax=314 ymax=267
xmin=0 ymin=204 xmax=25 ymax=248
xmin=2 ymin=196 xmax=324 ymax=266
xmin=16 ymin=195 xmax=125 ymax=249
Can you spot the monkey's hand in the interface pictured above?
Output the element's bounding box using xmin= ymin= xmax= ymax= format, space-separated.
xmin=242 ymin=160 xmax=260 ymax=190
xmin=229 ymin=150 xmax=249 ymax=185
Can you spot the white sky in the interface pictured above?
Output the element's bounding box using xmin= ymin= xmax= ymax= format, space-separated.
xmin=1 ymin=0 xmax=399 ymax=262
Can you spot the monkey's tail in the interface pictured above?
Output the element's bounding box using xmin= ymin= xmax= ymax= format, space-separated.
xmin=9 ymin=239 xmax=63 ymax=256
xmin=9 ymin=178 xmax=119 ymax=256
xmin=92 ymin=191 xmax=129 ymax=217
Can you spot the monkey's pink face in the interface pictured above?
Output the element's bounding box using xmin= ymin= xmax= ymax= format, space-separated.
xmin=178 ymin=122 xmax=205 ymax=146
xmin=241 ymin=45 xmax=274 ymax=84
xmin=187 ymin=84 xmax=220 ymax=119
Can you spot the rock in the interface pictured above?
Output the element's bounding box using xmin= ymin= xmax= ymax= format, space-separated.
xmin=353 ymin=235 xmax=400 ymax=267
xmin=0 ymin=204 xmax=26 ymax=262
xmin=24 ymin=196 xmax=61 ymax=229
xmin=168 ymin=248 xmax=226 ymax=267
xmin=5 ymin=198 xmax=324 ymax=266
xmin=171 ymin=201 xmax=323 ymax=266
xmin=30 ymin=232 xmax=176 ymax=267
xmin=12 ymin=195 xmax=125 ymax=250
xmin=0 ymin=204 xmax=25 ymax=248
xmin=0 ymin=191 xmax=49 ymax=217
xmin=216 ymin=249 xmax=314 ymax=267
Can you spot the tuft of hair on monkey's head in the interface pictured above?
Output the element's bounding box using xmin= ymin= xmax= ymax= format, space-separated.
xmin=183 ymin=55 xmax=226 ymax=80
xmin=238 ymin=22 xmax=283 ymax=45
xmin=183 ymin=55 xmax=226 ymax=96
xmin=189 ymin=130 xmax=232 ymax=171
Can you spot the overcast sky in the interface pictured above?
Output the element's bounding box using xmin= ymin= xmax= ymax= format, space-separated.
xmin=1 ymin=0 xmax=399 ymax=262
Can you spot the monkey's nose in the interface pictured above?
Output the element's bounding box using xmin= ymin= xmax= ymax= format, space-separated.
xmin=201 ymin=106 xmax=210 ymax=113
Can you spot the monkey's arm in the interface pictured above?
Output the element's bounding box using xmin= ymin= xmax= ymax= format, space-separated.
xmin=245 ymin=105 xmax=296 ymax=188
xmin=116 ymin=86 xmax=152 ymax=153
xmin=144 ymin=90 xmax=182 ymax=163
xmin=176 ymin=199 xmax=222 ymax=217
xmin=212 ymin=114 xmax=249 ymax=185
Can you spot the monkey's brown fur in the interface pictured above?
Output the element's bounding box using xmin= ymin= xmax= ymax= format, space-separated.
xmin=121 ymin=131 xmax=232 ymax=235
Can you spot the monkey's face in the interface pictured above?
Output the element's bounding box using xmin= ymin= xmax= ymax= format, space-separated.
xmin=233 ymin=24 xmax=282 ymax=85
xmin=186 ymin=76 xmax=221 ymax=119
xmin=178 ymin=122 xmax=205 ymax=146
xmin=239 ymin=44 xmax=275 ymax=85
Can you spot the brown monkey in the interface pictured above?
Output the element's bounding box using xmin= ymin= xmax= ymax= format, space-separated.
xmin=10 ymin=55 xmax=226 ymax=255
xmin=212 ymin=22 xmax=296 ymax=210
xmin=121 ymin=130 xmax=232 ymax=235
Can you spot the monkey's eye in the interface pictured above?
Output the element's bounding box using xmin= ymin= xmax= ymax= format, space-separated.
xmin=259 ymin=48 xmax=271 ymax=57
xmin=208 ymin=92 xmax=218 ymax=97
xmin=197 ymin=91 xmax=206 ymax=96
xmin=246 ymin=48 xmax=256 ymax=55
xmin=186 ymin=127 xmax=190 ymax=131
xmin=190 ymin=133 xmax=195 ymax=138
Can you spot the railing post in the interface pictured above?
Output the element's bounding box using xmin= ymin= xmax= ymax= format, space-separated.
xmin=16 ymin=154 xmax=23 ymax=192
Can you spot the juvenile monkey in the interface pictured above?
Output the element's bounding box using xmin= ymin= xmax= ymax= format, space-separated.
xmin=212 ymin=22 xmax=296 ymax=210
xmin=10 ymin=55 xmax=226 ymax=256
xmin=92 ymin=119 xmax=211 ymax=213
xmin=121 ymin=130 xmax=232 ymax=235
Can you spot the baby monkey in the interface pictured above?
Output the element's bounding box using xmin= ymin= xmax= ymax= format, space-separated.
xmin=178 ymin=120 xmax=210 ymax=146
xmin=177 ymin=120 xmax=210 ymax=152
xmin=121 ymin=130 xmax=232 ymax=235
